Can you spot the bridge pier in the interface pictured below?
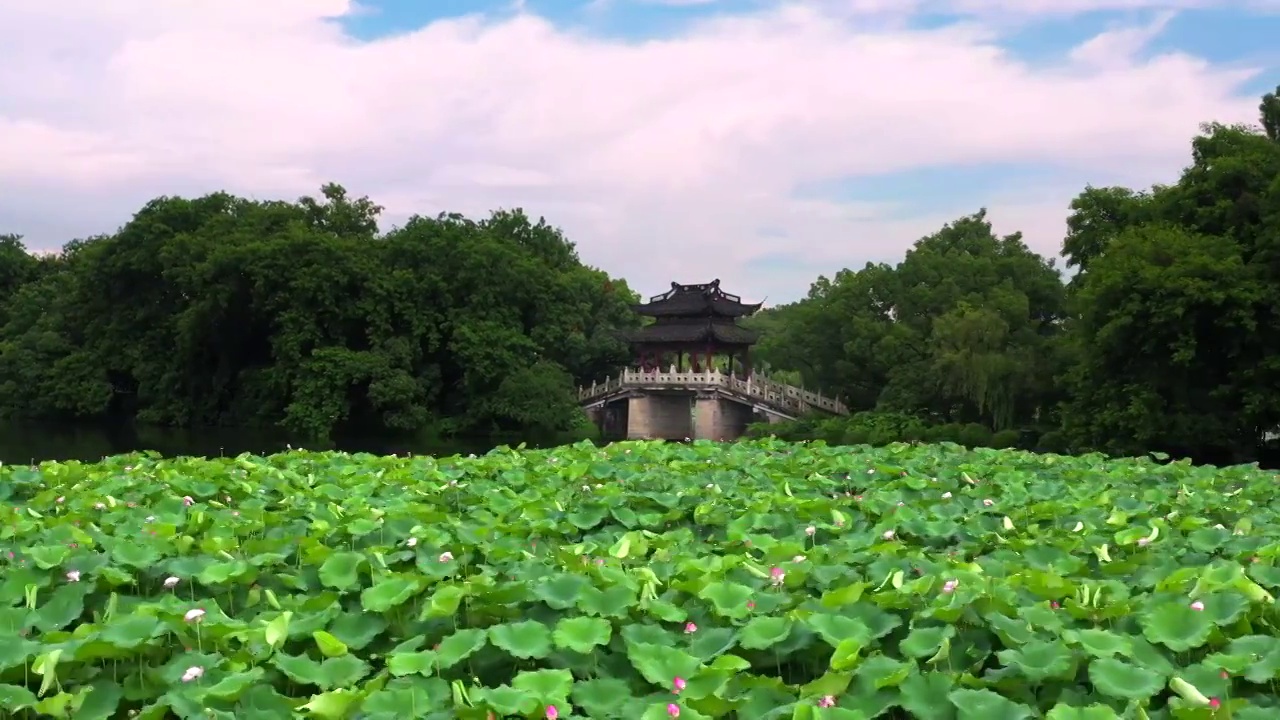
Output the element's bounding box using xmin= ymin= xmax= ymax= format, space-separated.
xmin=625 ymin=394 xmax=694 ymax=440
xmin=579 ymin=368 xmax=847 ymax=441
xmin=693 ymin=393 xmax=755 ymax=441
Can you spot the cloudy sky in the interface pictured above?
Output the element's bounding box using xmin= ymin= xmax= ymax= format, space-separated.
xmin=0 ymin=0 xmax=1276 ymax=303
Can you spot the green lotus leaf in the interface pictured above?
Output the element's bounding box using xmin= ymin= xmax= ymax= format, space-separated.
xmin=25 ymin=544 xmax=69 ymax=569
xmin=299 ymin=688 xmax=360 ymax=719
xmin=552 ymin=616 xmax=612 ymax=653
xmin=948 ymin=688 xmax=1035 ymax=720
xmin=697 ymin=581 xmax=755 ymax=619
xmin=0 ymin=683 xmax=38 ymax=711
xmin=1197 ymin=592 xmax=1252 ymax=626
xmin=535 ymin=573 xmax=592 ymax=609
xmin=387 ymin=651 xmax=437 ymax=677
xmin=359 ymin=575 xmax=420 ymax=613
xmin=898 ymin=671 xmax=954 ymax=720
xmin=1140 ymin=600 xmax=1214 ymax=651
xmin=687 ymin=627 xmax=738 ymax=660
xmin=311 ymin=630 xmax=348 ymax=658
xmin=0 ymin=636 xmax=37 ymax=672
xmin=271 ymin=652 xmax=369 ymax=690
xmin=359 ymin=678 xmax=450 ymax=719
xmin=472 ymin=685 xmax=539 ymax=715
xmin=739 ymin=616 xmax=793 ymax=650
xmin=201 ymin=669 xmax=266 ymax=702
xmin=856 ymin=654 xmax=912 ymax=688
xmin=512 ymin=668 xmax=574 ymax=704
xmin=111 ymin=541 xmax=161 ymax=569
xmin=420 ymin=585 xmax=466 ymax=619
xmin=900 ymin=625 xmax=955 ymax=658
xmin=1065 ymin=629 xmax=1132 ymax=658
xmin=326 ymin=612 xmax=386 ymax=650
xmin=1087 ymin=657 xmax=1166 ymax=700
xmin=578 ymin=585 xmax=636 ymax=617
xmin=34 ymin=583 xmax=89 ymax=631
xmin=807 ymin=614 xmax=873 ymax=648
xmin=198 ymin=559 xmax=252 ymax=585
xmin=490 ymin=620 xmax=554 ymax=659
xmin=71 ymin=680 xmax=123 ymax=720
xmin=996 ymin=639 xmax=1077 ymax=682
xmin=435 ymin=628 xmax=488 ymax=668
xmin=317 ymin=552 xmax=364 ymax=590
xmin=1045 ymin=704 xmax=1121 ymax=719
xmin=830 ymin=637 xmax=865 ymax=671
xmin=98 ymin=613 xmax=163 ymax=649
xmin=572 ymin=677 xmax=635 ymax=717
xmin=626 ymin=641 xmax=703 ymax=687
xmin=567 ymin=507 xmax=608 ymax=529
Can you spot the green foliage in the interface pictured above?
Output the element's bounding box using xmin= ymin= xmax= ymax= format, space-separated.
xmin=748 ymin=411 xmax=1021 ymax=451
xmin=751 ymin=86 xmax=1280 ymax=464
xmin=752 ymin=210 xmax=1064 ymax=434
xmin=0 ymin=188 xmax=639 ymax=439
xmin=1 ymin=439 xmax=1277 ymax=717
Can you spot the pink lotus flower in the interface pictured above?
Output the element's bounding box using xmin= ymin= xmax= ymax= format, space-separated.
xmin=942 ymin=579 xmax=958 ymax=594
xmin=818 ymin=695 xmax=836 ymax=708
xmin=673 ymin=676 xmax=686 ymax=693
xmin=770 ymin=567 xmax=785 ymax=586
xmin=1190 ymin=600 xmax=1205 ymax=611
xmin=1209 ymin=698 xmax=1221 ymax=709
xmin=66 ymin=570 xmax=81 ymax=582
xmin=545 ymin=705 xmax=558 ymax=719
xmin=182 ymin=496 xmax=194 ymax=506
xmin=439 ymin=551 xmax=454 ymax=562
xmin=667 ymin=703 xmax=681 ymax=717
xmin=684 ymin=622 xmax=697 ymax=634
xmin=982 ymin=499 xmax=994 ymax=507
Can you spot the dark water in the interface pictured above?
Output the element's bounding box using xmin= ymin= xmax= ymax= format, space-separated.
xmin=0 ymin=421 xmax=557 ymax=464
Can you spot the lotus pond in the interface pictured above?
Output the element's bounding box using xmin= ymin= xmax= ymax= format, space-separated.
xmin=2 ymin=440 xmax=1279 ymax=719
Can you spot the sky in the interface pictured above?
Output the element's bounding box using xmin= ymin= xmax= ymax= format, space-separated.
xmin=0 ymin=1 xmax=1277 ymax=304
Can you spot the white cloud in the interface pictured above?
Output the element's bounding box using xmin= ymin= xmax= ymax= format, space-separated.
xmin=0 ymin=0 xmax=1266 ymax=301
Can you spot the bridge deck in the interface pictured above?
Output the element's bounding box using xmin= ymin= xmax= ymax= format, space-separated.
xmin=578 ymin=367 xmax=848 ymax=419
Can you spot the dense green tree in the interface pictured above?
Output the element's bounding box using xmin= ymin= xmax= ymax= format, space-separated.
xmin=752 ymin=211 xmax=1064 ymax=432
xmin=0 ymin=187 xmax=637 ymax=440
xmin=753 ymin=84 xmax=1280 ymax=463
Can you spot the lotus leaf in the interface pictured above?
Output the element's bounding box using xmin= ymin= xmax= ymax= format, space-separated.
xmin=0 ymin=439 xmax=1276 ymax=716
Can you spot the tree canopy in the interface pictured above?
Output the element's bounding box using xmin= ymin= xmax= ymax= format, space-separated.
xmin=749 ymin=85 xmax=1280 ymax=464
xmin=0 ymin=184 xmax=638 ymax=439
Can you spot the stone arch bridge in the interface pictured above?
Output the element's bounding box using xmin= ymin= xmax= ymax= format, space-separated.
xmin=578 ymin=367 xmax=848 ymax=441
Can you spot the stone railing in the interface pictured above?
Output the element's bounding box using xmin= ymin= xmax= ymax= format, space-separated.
xmin=578 ymin=367 xmax=848 ymax=417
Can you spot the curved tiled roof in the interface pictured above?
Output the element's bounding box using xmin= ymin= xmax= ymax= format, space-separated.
xmin=618 ymin=318 xmax=759 ymax=346
xmin=632 ymin=279 xmax=762 ymax=318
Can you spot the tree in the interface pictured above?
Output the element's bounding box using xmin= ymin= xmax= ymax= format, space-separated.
xmin=0 ymin=186 xmax=637 ymax=440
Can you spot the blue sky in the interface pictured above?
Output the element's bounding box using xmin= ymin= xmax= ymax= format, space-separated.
xmin=0 ymin=0 xmax=1276 ymax=302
